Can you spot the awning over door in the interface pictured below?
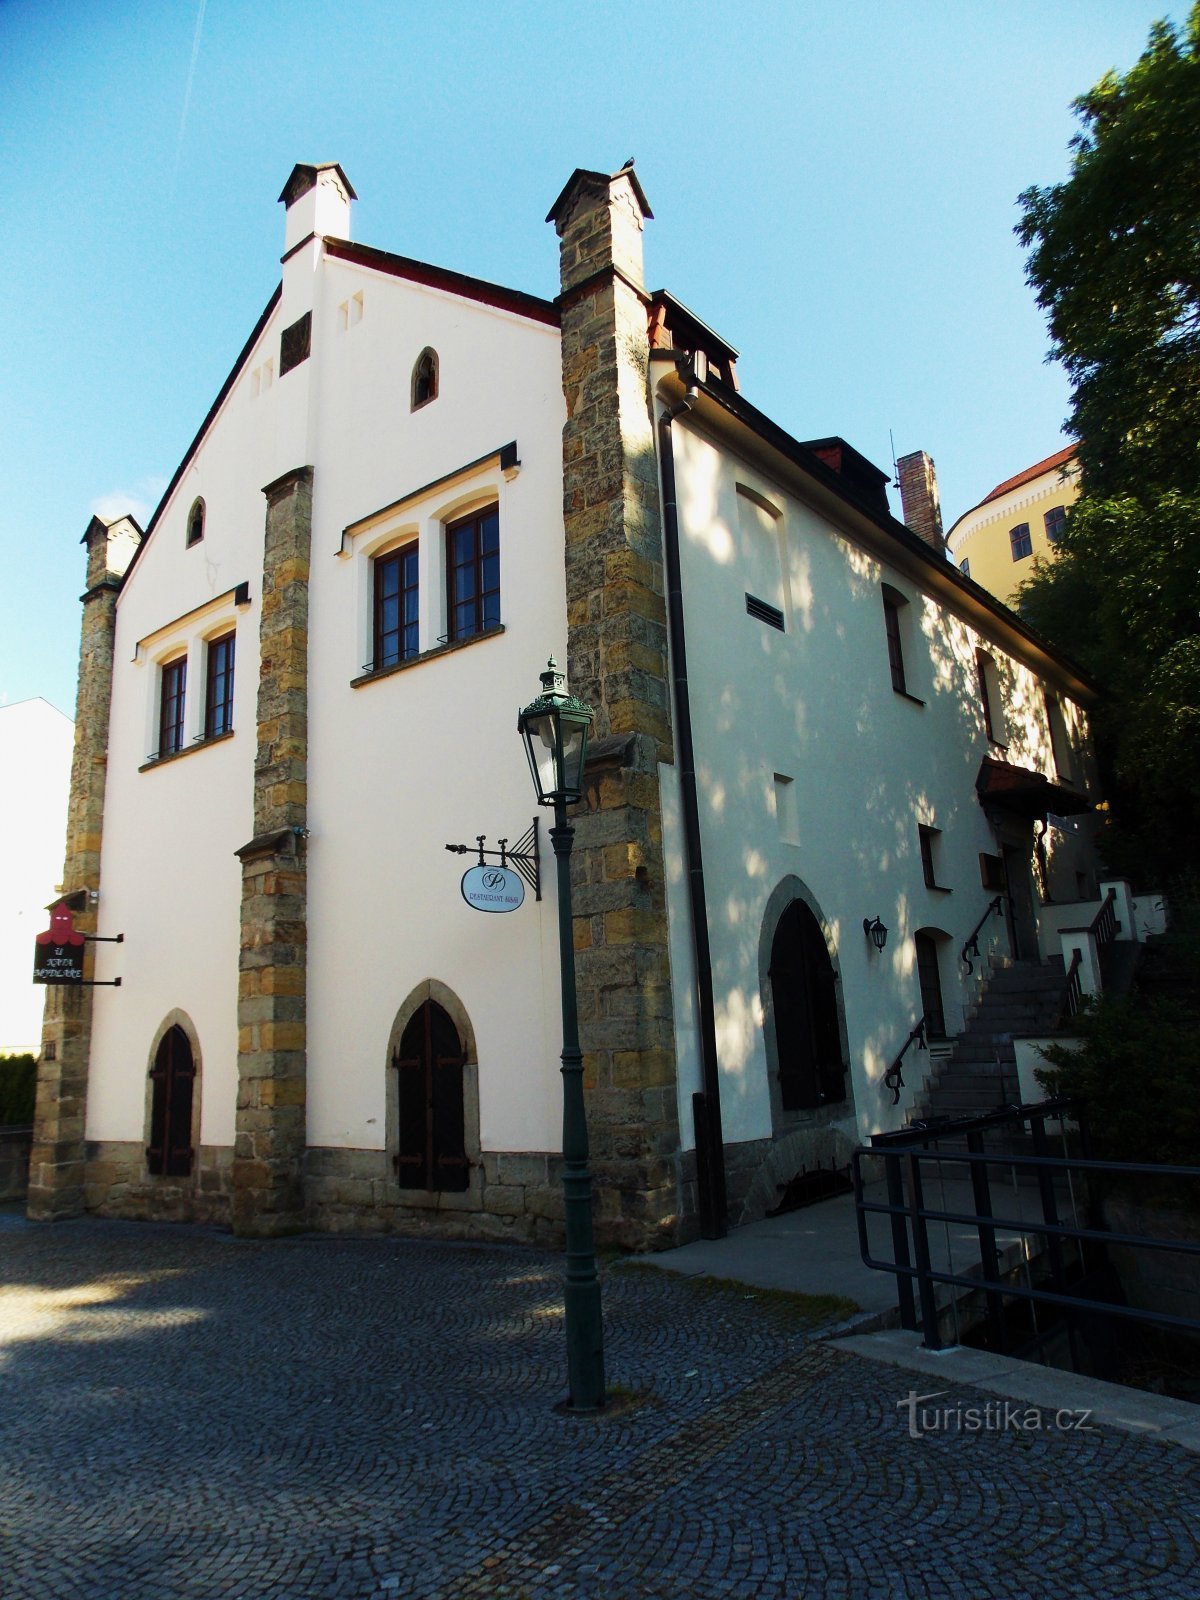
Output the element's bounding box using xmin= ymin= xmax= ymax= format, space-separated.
xmin=975 ymin=756 xmax=1092 ymax=819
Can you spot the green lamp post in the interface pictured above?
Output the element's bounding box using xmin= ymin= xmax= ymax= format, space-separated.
xmin=518 ymin=657 xmax=605 ymax=1412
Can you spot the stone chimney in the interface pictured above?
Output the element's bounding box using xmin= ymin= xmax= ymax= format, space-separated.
xmin=895 ymin=450 xmax=945 ymax=552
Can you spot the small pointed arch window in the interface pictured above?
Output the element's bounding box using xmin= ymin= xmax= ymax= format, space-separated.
xmin=186 ymin=498 xmax=205 ymax=547
xmin=411 ymin=348 xmax=439 ymax=410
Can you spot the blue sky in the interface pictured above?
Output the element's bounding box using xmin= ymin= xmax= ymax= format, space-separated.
xmin=1 ymin=0 xmax=1186 ymax=717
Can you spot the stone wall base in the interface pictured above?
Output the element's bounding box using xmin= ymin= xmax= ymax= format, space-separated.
xmin=76 ymin=1142 xmax=692 ymax=1251
xmin=308 ymin=1148 xmax=692 ymax=1251
xmin=725 ymin=1119 xmax=860 ymax=1227
xmin=81 ymin=1141 xmax=233 ymax=1226
xmin=74 ymin=1132 xmax=856 ymax=1244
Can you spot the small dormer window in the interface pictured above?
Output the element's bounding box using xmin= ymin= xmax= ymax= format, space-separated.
xmin=186 ymin=499 xmax=205 ymax=548
xmin=411 ymin=348 xmax=439 ymax=410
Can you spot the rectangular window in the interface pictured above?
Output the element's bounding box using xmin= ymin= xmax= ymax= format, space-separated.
xmin=1010 ymin=522 xmax=1033 ymax=561
xmin=882 ymin=589 xmax=906 ymax=695
xmin=918 ymin=824 xmax=945 ymax=890
xmin=1044 ymin=505 xmax=1066 ymax=545
xmin=960 ymin=557 xmax=971 ymax=578
xmin=280 ymin=311 xmax=312 ymax=376
xmin=976 ymin=650 xmax=1006 ymax=745
xmin=159 ymin=657 xmax=187 ymax=756
xmin=374 ymin=543 xmax=420 ymax=669
xmin=447 ymin=505 xmax=500 ymax=642
xmin=204 ymin=632 xmax=236 ymax=738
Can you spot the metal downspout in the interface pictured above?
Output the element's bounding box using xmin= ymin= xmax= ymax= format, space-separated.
xmin=658 ymin=385 xmax=728 ymax=1240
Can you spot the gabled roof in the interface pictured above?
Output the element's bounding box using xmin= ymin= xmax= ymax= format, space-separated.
xmin=123 ymin=284 xmax=282 ymax=581
xmin=323 ymin=239 xmax=558 ymax=327
xmin=982 ymin=443 xmax=1077 ymax=505
xmin=654 ymin=357 xmax=1097 ymax=698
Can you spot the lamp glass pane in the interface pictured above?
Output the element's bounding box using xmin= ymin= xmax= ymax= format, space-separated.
xmin=560 ymin=720 xmax=586 ymax=794
xmin=522 ymin=709 xmax=561 ymax=802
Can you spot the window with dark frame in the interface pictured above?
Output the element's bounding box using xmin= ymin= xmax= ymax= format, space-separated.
xmin=411 ymin=348 xmax=439 ymax=409
xmin=976 ymin=649 xmax=1005 ymax=744
xmin=159 ymin=657 xmax=187 ymax=757
xmin=918 ymin=824 xmax=945 ymax=890
xmin=882 ymin=586 xmax=907 ymax=695
xmin=186 ymin=499 xmax=205 ymax=547
xmin=1009 ymin=522 xmax=1033 ymax=561
xmin=447 ymin=505 xmax=500 ymax=642
xmin=373 ymin=543 xmax=420 ymax=669
xmin=1044 ymin=505 xmax=1066 ymax=544
xmin=204 ymin=632 xmax=236 ymax=738
xmin=279 ymin=311 xmax=312 ymax=376
xmin=960 ymin=557 xmax=971 ymax=578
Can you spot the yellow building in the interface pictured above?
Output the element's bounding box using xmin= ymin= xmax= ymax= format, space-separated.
xmin=946 ymin=445 xmax=1079 ymax=609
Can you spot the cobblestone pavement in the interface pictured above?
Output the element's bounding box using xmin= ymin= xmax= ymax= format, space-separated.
xmin=1 ymin=1215 xmax=1198 ymax=1600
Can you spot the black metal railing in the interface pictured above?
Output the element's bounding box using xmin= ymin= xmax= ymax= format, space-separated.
xmin=1092 ymin=884 xmax=1118 ymax=947
xmin=961 ymin=894 xmax=1004 ymax=974
xmin=855 ymin=1100 xmax=1200 ymax=1351
xmin=1051 ymin=887 xmax=1118 ymax=1026
xmin=882 ymin=1016 xmax=927 ymax=1107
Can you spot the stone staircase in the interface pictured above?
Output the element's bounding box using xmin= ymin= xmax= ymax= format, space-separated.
xmin=911 ymin=957 xmax=1066 ymax=1124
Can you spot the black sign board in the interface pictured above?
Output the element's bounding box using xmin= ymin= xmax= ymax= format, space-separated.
xmin=33 ymin=941 xmax=85 ymax=985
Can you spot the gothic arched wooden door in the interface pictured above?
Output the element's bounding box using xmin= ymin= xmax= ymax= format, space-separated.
xmin=393 ymin=1000 xmax=469 ymax=1191
xmin=147 ymin=1024 xmax=195 ymax=1177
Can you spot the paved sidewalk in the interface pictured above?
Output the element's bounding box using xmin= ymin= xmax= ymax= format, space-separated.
xmin=2 ymin=1213 xmax=1198 ymax=1599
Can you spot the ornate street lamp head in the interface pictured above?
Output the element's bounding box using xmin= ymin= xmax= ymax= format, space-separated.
xmin=518 ymin=658 xmax=594 ymax=807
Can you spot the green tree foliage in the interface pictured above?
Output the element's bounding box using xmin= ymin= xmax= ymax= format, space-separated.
xmin=1035 ymin=902 xmax=1200 ymax=1177
xmin=1017 ymin=8 xmax=1200 ymax=883
xmin=1018 ymin=10 xmax=1200 ymax=499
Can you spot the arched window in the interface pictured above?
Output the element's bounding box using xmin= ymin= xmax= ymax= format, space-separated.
xmin=768 ymin=900 xmax=846 ymax=1111
xmin=392 ymin=999 xmax=468 ymax=1190
xmin=411 ymin=347 xmax=439 ymax=410
xmin=147 ymin=1024 xmax=196 ymax=1177
xmin=186 ymin=498 xmax=205 ymax=547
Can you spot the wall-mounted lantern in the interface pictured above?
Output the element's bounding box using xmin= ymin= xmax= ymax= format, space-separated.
xmin=863 ymin=916 xmax=888 ymax=953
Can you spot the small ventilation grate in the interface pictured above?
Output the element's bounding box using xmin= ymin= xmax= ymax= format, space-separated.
xmin=746 ymin=593 xmax=785 ymax=631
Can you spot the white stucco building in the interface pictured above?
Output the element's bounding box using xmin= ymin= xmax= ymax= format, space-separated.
xmin=31 ymin=163 xmax=1101 ymax=1246
xmin=1 ymin=699 xmax=73 ymax=1056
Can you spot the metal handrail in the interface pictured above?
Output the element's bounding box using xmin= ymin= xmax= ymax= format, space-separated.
xmin=882 ymin=1015 xmax=927 ymax=1107
xmin=961 ymin=894 xmax=1003 ymax=973
xmin=853 ymin=1099 xmax=1200 ymax=1350
xmin=1090 ymin=885 xmax=1118 ymax=947
xmin=1054 ymin=946 xmax=1084 ymax=1028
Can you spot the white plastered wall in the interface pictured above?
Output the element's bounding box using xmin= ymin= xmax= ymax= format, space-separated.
xmin=87 ymin=240 xmax=571 ymax=1162
xmin=85 ymin=300 xmax=288 ymax=1149
xmin=661 ymin=411 xmax=1097 ymax=1149
xmin=304 ymin=258 xmax=569 ymax=1155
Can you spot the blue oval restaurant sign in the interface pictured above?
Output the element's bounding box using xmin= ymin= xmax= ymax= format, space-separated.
xmin=461 ymin=864 xmax=525 ymax=914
